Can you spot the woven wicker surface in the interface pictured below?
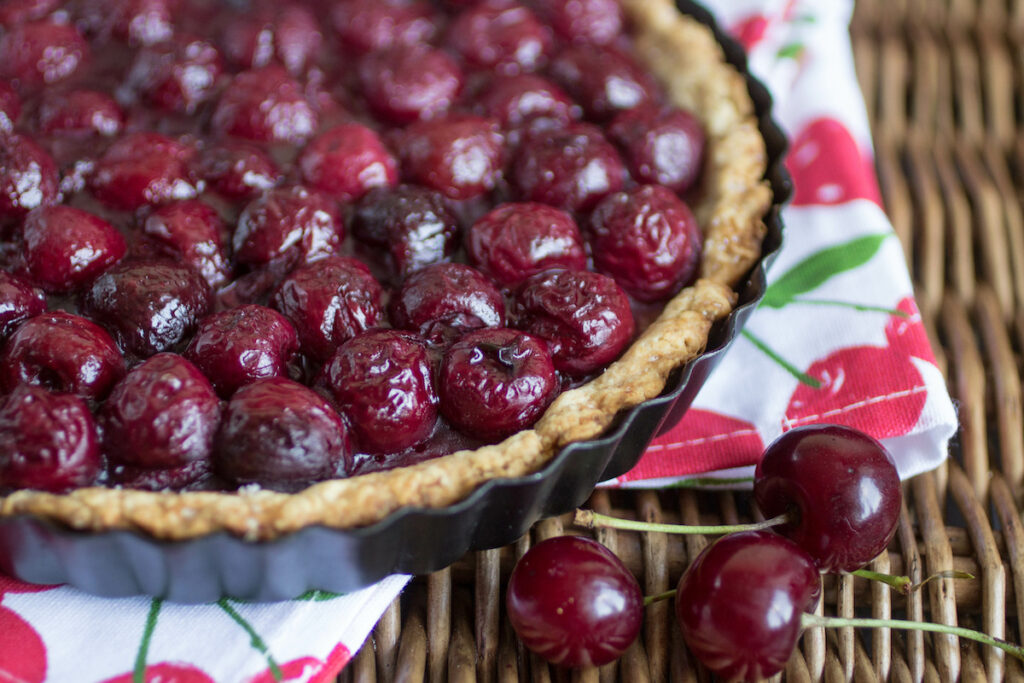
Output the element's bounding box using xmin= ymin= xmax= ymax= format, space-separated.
xmin=339 ymin=1 xmax=1024 ymax=680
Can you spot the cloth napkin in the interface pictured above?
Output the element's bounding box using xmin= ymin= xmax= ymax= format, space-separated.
xmin=0 ymin=1 xmax=958 ymax=681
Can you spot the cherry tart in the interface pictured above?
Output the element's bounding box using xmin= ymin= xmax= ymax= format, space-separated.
xmin=0 ymin=0 xmax=772 ymax=541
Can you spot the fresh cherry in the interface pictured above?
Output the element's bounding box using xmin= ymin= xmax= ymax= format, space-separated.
xmin=0 ymin=384 xmax=101 ymax=492
xmin=214 ymin=377 xmax=350 ymax=490
xmin=89 ymin=132 xmax=198 ymax=211
xmin=21 ymin=205 xmax=126 ymax=294
xmin=298 ymin=123 xmax=399 ymax=202
xmin=0 ymin=133 xmax=59 ymax=223
xmin=141 ymin=200 xmax=231 ymax=290
xmin=440 ymin=327 xmax=557 ymax=440
xmin=550 ymin=45 xmax=659 ymax=121
xmin=211 ymin=66 xmax=318 ymax=144
xmin=609 ymin=105 xmax=705 ymax=194
xmin=358 ymin=44 xmax=463 ymax=124
xmin=37 ymin=89 xmax=124 ymax=136
xmin=398 ymin=115 xmax=504 ymax=200
xmin=127 ymin=33 xmax=224 ymax=114
xmin=753 ymin=424 xmax=902 ymax=573
xmin=220 ymin=4 xmax=321 ymax=75
xmin=330 ymin=0 xmax=439 ymax=55
xmin=318 ymin=329 xmax=438 ymax=455
xmin=389 ymin=263 xmax=504 ymax=345
xmin=538 ymin=0 xmax=623 ymax=45
xmin=467 ymin=202 xmax=586 ymax=287
xmin=506 ymin=535 xmax=643 ymax=668
xmin=0 ymin=272 xmax=45 ymax=341
xmin=448 ymin=1 xmax=551 ymax=75
xmin=193 ymin=142 xmax=280 ymax=200
xmin=184 ymin=304 xmax=298 ymax=398
xmin=232 ymin=185 xmax=342 ymax=269
xmin=0 ymin=19 xmax=89 ymax=88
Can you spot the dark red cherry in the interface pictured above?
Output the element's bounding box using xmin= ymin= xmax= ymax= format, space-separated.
xmin=21 ymin=205 xmax=126 ymax=294
xmin=0 ymin=272 xmax=45 ymax=341
xmin=675 ymin=531 xmax=821 ymax=682
xmin=100 ymin=352 xmax=220 ymax=472
xmin=512 ymin=268 xmax=634 ymax=376
xmin=550 ymin=45 xmax=659 ymax=121
xmin=298 ymin=123 xmax=398 ymax=202
xmin=214 ymin=377 xmax=350 ymax=490
xmin=0 ymin=20 xmax=89 ymax=88
xmin=111 ymin=459 xmax=209 ymax=491
xmin=141 ymin=200 xmax=231 ymax=290
xmin=330 ymin=0 xmax=439 ymax=55
xmin=211 ymin=66 xmax=318 ymax=144
xmin=318 ymin=329 xmax=437 ymax=455
xmin=399 ymin=115 xmax=504 ymax=200
xmin=609 ymin=105 xmax=705 ymax=194
xmin=220 ymin=5 xmax=321 ymax=75
xmin=440 ymin=328 xmax=556 ymax=440
xmin=233 ymin=185 xmax=342 ymax=269
xmin=753 ymin=424 xmax=903 ymax=573
xmin=512 ymin=123 xmax=625 ymax=212
xmin=537 ymin=0 xmax=622 ymax=45
xmin=589 ymin=185 xmax=701 ymax=302
xmin=0 ymin=311 xmax=126 ymax=399
xmin=358 ymin=45 xmax=463 ymax=124
xmin=448 ymin=1 xmax=551 ymax=75
xmin=127 ymin=33 xmax=223 ymax=114
xmin=0 ymin=0 xmax=60 ymax=26
xmin=38 ymin=89 xmax=124 ymax=136
xmin=0 ymin=133 xmax=59 ymax=223
xmin=81 ymin=260 xmax=213 ymax=358
xmin=0 ymin=385 xmax=100 ymax=493
xmin=468 ymin=202 xmax=586 ymax=288
xmin=506 ymin=536 xmax=643 ymax=668
xmin=90 ymin=132 xmax=198 ymax=211
xmin=76 ymin=0 xmax=174 ymax=46
xmin=389 ymin=263 xmax=504 ymax=345
xmin=193 ymin=142 xmax=280 ymax=200
xmin=271 ymin=256 xmax=384 ymax=362
xmin=0 ymin=80 xmax=21 ymax=131
xmin=479 ymin=74 xmax=579 ymax=130
xmin=184 ymin=304 xmax=298 ymax=398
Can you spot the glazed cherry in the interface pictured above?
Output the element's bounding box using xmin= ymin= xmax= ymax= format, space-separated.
xmin=512 ymin=268 xmax=634 ymax=376
xmin=233 ymin=185 xmax=342 ymax=269
xmin=358 ymin=45 xmax=463 ymax=124
xmin=99 ymin=353 xmax=220 ymax=473
xmin=193 ymin=142 xmax=280 ymax=200
xmin=0 ymin=134 xmax=59 ymax=223
xmin=220 ymin=4 xmax=321 ymax=75
xmin=753 ymin=424 xmax=903 ymax=573
xmin=512 ymin=123 xmax=625 ymax=212
xmin=0 ymin=385 xmax=100 ymax=493
xmin=398 ymin=116 xmax=504 ymax=200
xmin=352 ymin=185 xmax=459 ymax=279
xmin=127 ymin=33 xmax=223 ymax=114
xmin=440 ymin=328 xmax=557 ymax=440
xmin=21 ymin=205 xmax=126 ymax=294
xmin=37 ymin=89 xmax=124 ymax=136
xmin=81 ymin=260 xmax=213 ymax=358
xmin=589 ymin=185 xmax=702 ymax=302
xmin=0 ymin=311 xmax=126 ymax=399
xmin=539 ymin=0 xmax=623 ymax=45
xmin=298 ymin=123 xmax=399 ymax=202
xmin=211 ymin=66 xmax=318 ymax=145
xmin=215 ymin=377 xmax=350 ymax=490
xmin=76 ymin=0 xmax=174 ymax=46
xmin=271 ymin=256 xmax=384 ymax=362
xmin=0 ymin=20 xmax=89 ymax=88
xmin=0 ymin=81 xmax=20 ymax=131
xmin=550 ymin=45 xmax=659 ymax=121
xmin=330 ymin=0 xmax=439 ymax=55
xmin=90 ymin=132 xmax=198 ymax=211
xmin=318 ymin=329 xmax=438 ymax=455
xmin=506 ymin=536 xmax=643 ymax=668
xmin=0 ymin=272 xmax=45 ymax=341
xmin=675 ymin=531 xmax=821 ymax=682
xmin=479 ymin=74 xmax=579 ymax=130
xmin=141 ymin=200 xmax=231 ymax=290
xmin=184 ymin=304 xmax=298 ymax=398
xmin=448 ymin=1 xmax=551 ymax=75
xmin=609 ymin=105 xmax=705 ymax=194
xmin=389 ymin=263 xmax=504 ymax=345
xmin=0 ymin=0 xmax=60 ymax=26
xmin=467 ymin=202 xmax=586 ymax=288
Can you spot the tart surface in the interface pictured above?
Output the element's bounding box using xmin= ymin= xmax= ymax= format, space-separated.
xmin=0 ymin=0 xmax=771 ymax=540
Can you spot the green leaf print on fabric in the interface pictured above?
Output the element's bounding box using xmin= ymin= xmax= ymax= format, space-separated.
xmin=762 ymin=233 xmax=888 ymax=309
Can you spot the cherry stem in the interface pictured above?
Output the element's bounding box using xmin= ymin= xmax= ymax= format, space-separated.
xmin=643 ymin=589 xmax=677 ymax=607
xmin=801 ymin=613 xmax=1024 ymax=662
xmin=574 ymin=509 xmax=791 ymax=536
xmin=666 ymin=476 xmax=755 ymax=489
xmin=851 ymin=568 xmax=974 ymax=595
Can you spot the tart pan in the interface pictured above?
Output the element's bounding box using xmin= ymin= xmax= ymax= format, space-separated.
xmin=0 ymin=1 xmax=790 ymax=603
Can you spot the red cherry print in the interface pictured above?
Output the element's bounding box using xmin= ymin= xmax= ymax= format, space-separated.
xmin=0 ymin=606 xmax=47 ymax=683
xmin=885 ymin=296 xmax=936 ymax=363
xmin=787 ymin=118 xmax=883 ymax=208
xmin=622 ymin=409 xmax=763 ymax=482
xmin=246 ymin=656 xmax=326 ymax=683
xmin=730 ymin=14 xmax=769 ymax=52
xmin=101 ymin=663 xmax=215 ymax=683
xmin=0 ymin=573 xmax=58 ymax=596
xmin=785 ymin=344 xmax=927 ymax=439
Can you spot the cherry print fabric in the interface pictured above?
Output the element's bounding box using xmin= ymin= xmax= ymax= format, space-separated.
xmin=0 ymin=2 xmax=956 ymax=681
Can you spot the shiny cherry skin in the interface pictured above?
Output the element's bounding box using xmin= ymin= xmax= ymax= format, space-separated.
xmin=539 ymin=0 xmax=622 ymax=45
xmin=0 ymin=20 xmax=89 ymax=88
xmin=0 ymin=271 xmax=46 ymax=341
xmin=194 ymin=142 xmax=280 ymax=200
xmin=589 ymin=185 xmax=702 ymax=302
xmin=211 ymin=66 xmax=317 ymax=145
xmin=233 ymin=185 xmax=342 ymax=269
xmin=512 ymin=268 xmax=634 ymax=376
xmin=298 ymin=123 xmax=398 ymax=202
xmin=89 ymin=132 xmax=198 ymax=211
xmin=675 ymin=531 xmax=821 ymax=682
xmin=506 ymin=536 xmax=643 ymax=668
xmin=0 ymin=385 xmax=101 ymax=493
xmin=389 ymin=263 xmax=504 ymax=345
xmin=37 ymin=89 xmax=124 ymax=136
xmin=184 ymin=304 xmax=298 ymax=398
xmin=0 ymin=133 xmax=58 ymax=223
xmin=398 ymin=115 xmax=504 ymax=200
xmin=215 ymin=377 xmax=350 ymax=490
xmin=609 ymin=105 xmax=705 ymax=194
xmin=127 ymin=33 xmax=224 ymax=114
xmin=75 ymin=0 xmax=174 ymax=47
xmin=220 ymin=4 xmax=321 ymax=75
xmin=479 ymin=73 xmax=579 ymax=131
xmin=550 ymin=45 xmax=658 ymax=121
xmin=468 ymin=202 xmax=586 ymax=288
xmin=21 ymin=205 xmax=126 ymax=294
xmin=99 ymin=352 xmax=220 ymax=472
xmin=753 ymin=424 xmax=903 ymax=573
xmin=330 ymin=0 xmax=439 ymax=55
xmin=358 ymin=44 xmax=463 ymax=124
xmin=141 ymin=200 xmax=231 ymax=290
xmin=270 ymin=256 xmax=384 ymax=362
xmin=318 ymin=329 xmax=438 ymax=455
xmin=0 ymin=80 xmax=21 ymax=131
xmin=0 ymin=311 xmax=126 ymax=399
xmin=440 ymin=328 xmax=557 ymax=440
xmin=448 ymin=1 xmax=552 ymax=75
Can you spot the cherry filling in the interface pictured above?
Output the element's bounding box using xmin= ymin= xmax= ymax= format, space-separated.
xmin=390 ymin=263 xmax=505 ymax=346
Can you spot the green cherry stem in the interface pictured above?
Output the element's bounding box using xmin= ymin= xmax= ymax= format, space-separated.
xmin=574 ymin=509 xmax=790 ymax=536
xmin=741 ymin=330 xmax=822 ymax=388
xmin=788 ymin=297 xmax=909 ymax=317
xmin=851 ymin=568 xmax=975 ymax=595
xmin=217 ymin=598 xmax=284 ymax=682
xmin=644 ymin=589 xmax=677 ymax=607
xmin=133 ymin=598 xmax=163 ymax=683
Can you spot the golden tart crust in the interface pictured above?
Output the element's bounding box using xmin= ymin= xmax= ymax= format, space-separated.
xmin=0 ymin=0 xmax=773 ymax=541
